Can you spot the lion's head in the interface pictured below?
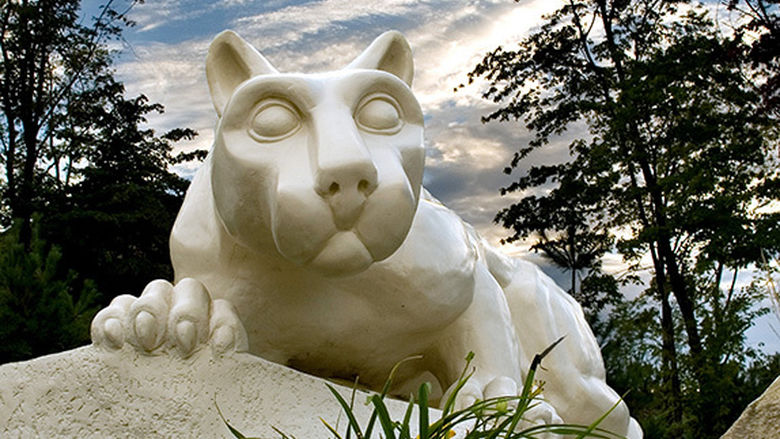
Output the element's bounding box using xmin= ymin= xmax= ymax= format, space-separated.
xmin=205 ymin=31 xmax=424 ymax=276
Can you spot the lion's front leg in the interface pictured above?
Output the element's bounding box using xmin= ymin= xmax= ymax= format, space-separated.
xmin=90 ymin=278 xmax=248 ymax=357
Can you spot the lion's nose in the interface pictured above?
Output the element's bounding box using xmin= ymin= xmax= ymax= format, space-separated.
xmin=316 ymin=161 xmax=378 ymax=230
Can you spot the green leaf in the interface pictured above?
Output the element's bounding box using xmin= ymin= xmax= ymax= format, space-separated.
xmin=575 ymin=394 xmax=625 ymax=439
xmin=399 ymin=393 xmax=415 ymax=439
xmin=418 ymin=382 xmax=431 ymax=439
xmin=370 ymin=394 xmax=397 ymax=439
xmin=215 ymin=401 xmax=260 ymax=439
xmin=271 ymin=426 xmax=298 ymax=439
xmin=320 ymin=418 xmax=346 ymax=439
xmin=325 ymin=384 xmax=365 ymax=439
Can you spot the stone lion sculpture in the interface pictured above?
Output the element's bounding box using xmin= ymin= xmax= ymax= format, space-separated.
xmin=91 ymin=30 xmax=641 ymax=437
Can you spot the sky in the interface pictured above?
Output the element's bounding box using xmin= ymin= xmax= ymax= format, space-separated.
xmin=80 ymin=0 xmax=779 ymax=353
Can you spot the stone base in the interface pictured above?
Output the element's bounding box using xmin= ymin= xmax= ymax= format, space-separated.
xmin=721 ymin=375 xmax=780 ymax=439
xmin=0 ymin=346 xmax=432 ymax=438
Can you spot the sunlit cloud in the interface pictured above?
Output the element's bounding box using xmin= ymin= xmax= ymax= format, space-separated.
xmin=114 ymin=0 xmax=571 ymax=245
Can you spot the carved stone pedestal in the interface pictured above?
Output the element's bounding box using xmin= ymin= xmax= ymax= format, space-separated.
xmin=0 ymin=346 xmax=423 ymax=438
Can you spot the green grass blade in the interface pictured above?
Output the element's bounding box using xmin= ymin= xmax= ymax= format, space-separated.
xmin=508 ymin=337 xmax=566 ymax=433
xmin=575 ymin=394 xmax=624 ymax=439
xmin=428 ymin=403 xmax=483 ymax=435
xmin=347 ymin=376 xmax=360 ymax=439
xmin=442 ymin=351 xmax=476 ymax=417
xmin=223 ymin=421 xmax=248 ymax=439
xmin=271 ymin=426 xmax=298 ymax=439
xmin=370 ymin=394 xmax=397 ymax=439
xmin=485 ymin=413 xmax=517 ymax=439
xmin=363 ymin=411 xmax=378 ymax=439
xmin=215 ymin=400 xmax=247 ymax=439
xmin=321 ymin=417 xmax=346 ymax=439
xmin=326 ymin=383 xmax=365 ymax=439
xmin=399 ymin=394 xmax=416 ymax=439
xmin=508 ymin=376 xmax=536 ymax=433
xmin=358 ymin=354 xmax=423 ymax=439
xmin=516 ymin=423 xmax=619 ymax=439
xmin=418 ymin=382 xmax=431 ymax=439
xmin=380 ymin=355 xmax=424 ymax=398
xmin=441 ymin=368 xmax=476 ymax=417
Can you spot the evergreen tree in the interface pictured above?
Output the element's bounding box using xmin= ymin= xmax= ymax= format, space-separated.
xmin=0 ymin=221 xmax=98 ymax=363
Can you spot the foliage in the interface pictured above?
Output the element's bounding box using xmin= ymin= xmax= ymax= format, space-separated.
xmin=1 ymin=0 xmax=133 ymax=236
xmin=221 ymin=348 xmax=624 ymax=439
xmin=600 ymin=279 xmax=772 ymax=437
xmin=0 ymin=221 xmax=98 ymax=363
xmin=494 ymin=168 xmax=622 ymax=336
xmin=0 ymin=0 xmax=203 ymax=362
xmin=40 ymin=83 xmax=197 ymax=296
xmin=725 ymin=0 xmax=779 ymax=114
xmin=464 ymin=1 xmax=779 ymax=437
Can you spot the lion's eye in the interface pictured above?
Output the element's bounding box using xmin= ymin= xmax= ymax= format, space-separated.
xmin=356 ymin=97 xmax=402 ymax=134
xmin=249 ymin=100 xmax=301 ymax=141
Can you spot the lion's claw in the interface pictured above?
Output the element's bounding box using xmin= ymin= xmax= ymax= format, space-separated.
xmin=442 ymin=374 xmax=562 ymax=438
xmin=103 ymin=317 xmax=124 ymax=349
xmin=520 ymin=400 xmax=563 ymax=438
xmin=91 ymin=278 xmax=246 ymax=357
xmin=444 ymin=375 xmax=520 ymax=411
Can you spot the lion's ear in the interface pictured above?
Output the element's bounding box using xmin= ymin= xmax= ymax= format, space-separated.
xmin=206 ymin=30 xmax=278 ymax=116
xmin=347 ymin=31 xmax=413 ymax=87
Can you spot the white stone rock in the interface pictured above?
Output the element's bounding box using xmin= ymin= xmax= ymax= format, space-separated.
xmin=721 ymin=375 xmax=780 ymax=439
xmin=86 ymin=30 xmax=642 ymax=438
xmin=0 ymin=346 xmax=428 ymax=438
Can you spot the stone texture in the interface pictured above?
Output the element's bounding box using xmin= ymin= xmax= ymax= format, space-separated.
xmin=721 ymin=375 xmax=780 ymax=439
xmin=0 ymin=345 xmax=426 ymax=438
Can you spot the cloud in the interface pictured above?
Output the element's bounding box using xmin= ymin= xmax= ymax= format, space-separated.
xmin=234 ymin=0 xmax=419 ymax=46
xmin=127 ymin=0 xmax=188 ymax=32
xmin=115 ymin=0 xmax=577 ymax=231
xmin=113 ymin=0 xmax=574 ymax=238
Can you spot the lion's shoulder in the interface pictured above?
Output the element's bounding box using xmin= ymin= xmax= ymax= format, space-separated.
xmin=374 ymin=189 xmax=481 ymax=288
xmin=170 ymin=159 xmax=224 ymax=279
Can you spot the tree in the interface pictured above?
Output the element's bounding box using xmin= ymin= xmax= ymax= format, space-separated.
xmin=0 ymin=0 xmax=203 ymax=361
xmin=598 ymin=279 xmax=771 ymax=437
xmin=41 ymin=77 xmax=197 ymax=296
xmin=465 ymin=1 xmax=779 ymax=437
xmin=726 ymin=0 xmax=779 ymax=114
xmin=0 ymin=220 xmax=98 ymax=363
xmin=1 ymin=0 xmax=131 ymax=242
xmin=1 ymin=0 xmax=202 ymax=295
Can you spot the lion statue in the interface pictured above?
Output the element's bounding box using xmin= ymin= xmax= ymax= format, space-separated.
xmin=91 ymin=30 xmax=641 ymax=438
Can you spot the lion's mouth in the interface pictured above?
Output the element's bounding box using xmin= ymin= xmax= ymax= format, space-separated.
xmin=307 ymin=230 xmax=374 ymax=276
xmin=271 ymin=182 xmax=417 ymax=277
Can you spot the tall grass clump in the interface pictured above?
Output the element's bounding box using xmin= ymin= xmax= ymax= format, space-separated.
xmin=220 ymin=338 xmax=625 ymax=438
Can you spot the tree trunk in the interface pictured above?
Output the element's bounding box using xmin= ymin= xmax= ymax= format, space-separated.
xmin=655 ymin=250 xmax=682 ymax=424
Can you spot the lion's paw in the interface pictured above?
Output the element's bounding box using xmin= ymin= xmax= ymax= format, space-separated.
xmin=443 ymin=375 xmax=562 ymax=438
xmin=444 ymin=375 xmax=518 ymax=411
xmin=519 ymin=399 xmax=563 ymax=436
xmin=90 ymin=278 xmax=248 ymax=357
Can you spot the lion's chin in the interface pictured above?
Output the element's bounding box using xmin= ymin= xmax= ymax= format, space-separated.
xmin=306 ymin=231 xmax=375 ymax=277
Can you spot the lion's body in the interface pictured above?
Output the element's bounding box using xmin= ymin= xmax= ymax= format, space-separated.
xmin=170 ymin=156 xmax=632 ymax=432
xmin=93 ymin=30 xmax=640 ymax=438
